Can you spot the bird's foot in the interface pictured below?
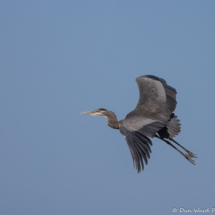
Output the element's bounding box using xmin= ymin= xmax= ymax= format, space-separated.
xmin=176 ymin=149 xmax=196 ymax=165
xmin=183 ymin=152 xmax=196 ymax=165
xmin=186 ymin=150 xmax=197 ymax=159
xmin=181 ymin=147 xmax=197 ymax=158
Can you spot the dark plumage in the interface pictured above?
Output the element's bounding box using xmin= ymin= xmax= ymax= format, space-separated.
xmin=80 ymin=75 xmax=197 ymax=173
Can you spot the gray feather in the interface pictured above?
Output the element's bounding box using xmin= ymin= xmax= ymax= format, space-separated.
xmin=167 ymin=115 xmax=181 ymax=138
xmin=120 ymin=126 xmax=152 ymax=173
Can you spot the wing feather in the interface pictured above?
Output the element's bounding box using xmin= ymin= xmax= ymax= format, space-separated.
xmin=134 ymin=135 xmax=150 ymax=158
xmin=135 ymin=75 xmax=177 ymax=114
xmin=120 ymin=126 xmax=152 ymax=173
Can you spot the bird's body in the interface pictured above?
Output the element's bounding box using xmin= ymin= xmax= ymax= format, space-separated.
xmin=81 ymin=75 xmax=197 ymax=173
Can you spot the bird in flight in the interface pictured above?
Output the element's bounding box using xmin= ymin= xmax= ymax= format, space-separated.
xmin=80 ymin=75 xmax=197 ymax=173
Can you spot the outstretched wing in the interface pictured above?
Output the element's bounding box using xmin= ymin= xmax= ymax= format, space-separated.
xmin=120 ymin=124 xmax=153 ymax=173
xmin=126 ymin=75 xmax=177 ymax=119
xmin=119 ymin=117 xmax=166 ymax=172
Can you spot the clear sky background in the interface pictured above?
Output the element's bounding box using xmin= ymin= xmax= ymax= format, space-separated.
xmin=1 ymin=1 xmax=215 ymax=215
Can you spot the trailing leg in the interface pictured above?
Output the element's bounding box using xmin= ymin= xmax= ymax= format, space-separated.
xmin=155 ymin=135 xmax=195 ymax=165
xmin=170 ymin=138 xmax=197 ymax=158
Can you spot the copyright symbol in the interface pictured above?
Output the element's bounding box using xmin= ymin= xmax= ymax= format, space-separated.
xmin=173 ymin=208 xmax=178 ymax=212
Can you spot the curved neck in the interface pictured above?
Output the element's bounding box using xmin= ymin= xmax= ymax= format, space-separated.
xmin=104 ymin=111 xmax=119 ymax=129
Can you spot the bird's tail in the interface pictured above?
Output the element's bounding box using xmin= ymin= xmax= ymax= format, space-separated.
xmin=157 ymin=113 xmax=181 ymax=139
xmin=167 ymin=114 xmax=181 ymax=139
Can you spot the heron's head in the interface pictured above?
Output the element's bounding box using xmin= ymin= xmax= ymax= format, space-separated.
xmin=80 ymin=108 xmax=108 ymax=117
xmin=80 ymin=108 xmax=119 ymax=129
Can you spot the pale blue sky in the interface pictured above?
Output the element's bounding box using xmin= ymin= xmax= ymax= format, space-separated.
xmin=1 ymin=1 xmax=215 ymax=215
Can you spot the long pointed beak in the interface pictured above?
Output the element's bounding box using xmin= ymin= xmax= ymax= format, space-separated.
xmin=80 ymin=111 xmax=96 ymax=115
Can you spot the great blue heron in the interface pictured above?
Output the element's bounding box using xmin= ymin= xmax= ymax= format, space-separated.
xmin=80 ymin=75 xmax=197 ymax=173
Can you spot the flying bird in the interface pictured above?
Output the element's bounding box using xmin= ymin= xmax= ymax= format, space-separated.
xmin=80 ymin=75 xmax=197 ymax=173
